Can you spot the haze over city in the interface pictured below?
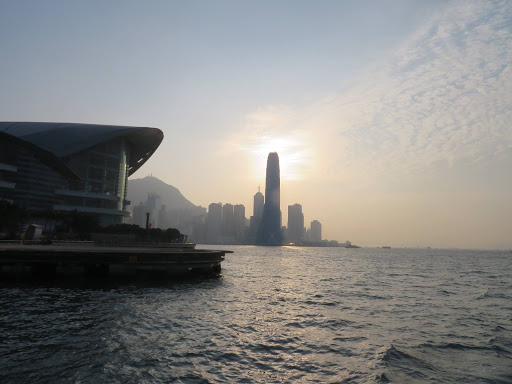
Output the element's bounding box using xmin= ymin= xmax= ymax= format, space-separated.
xmin=1 ymin=0 xmax=511 ymax=249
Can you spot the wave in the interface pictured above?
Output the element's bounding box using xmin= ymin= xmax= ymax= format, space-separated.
xmin=476 ymin=288 xmax=511 ymax=300
xmin=301 ymin=299 xmax=339 ymax=306
xmin=382 ymin=345 xmax=436 ymax=370
xmin=381 ymin=342 xmax=512 ymax=384
xmin=418 ymin=341 xmax=511 ymax=355
xmin=380 ymin=345 xmax=443 ymax=383
xmin=285 ymin=317 xmax=359 ymax=330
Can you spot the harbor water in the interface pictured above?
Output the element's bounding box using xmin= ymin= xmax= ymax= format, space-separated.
xmin=1 ymin=246 xmax=511 ymax=383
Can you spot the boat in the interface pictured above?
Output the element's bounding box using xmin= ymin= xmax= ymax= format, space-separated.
xmin=340 ymin=240 xmax=360 ymax=248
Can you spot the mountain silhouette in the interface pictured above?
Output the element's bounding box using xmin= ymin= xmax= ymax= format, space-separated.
xmin=127 ymin=176 xmax=201 ymax=212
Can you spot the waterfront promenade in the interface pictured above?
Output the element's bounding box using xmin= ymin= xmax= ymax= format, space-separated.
xmin=0 ymin=243 xmax=230 ymax=277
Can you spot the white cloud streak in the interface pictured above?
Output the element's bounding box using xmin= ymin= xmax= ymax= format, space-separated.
xmin=230 ymin=0 xmax=512 ymax=188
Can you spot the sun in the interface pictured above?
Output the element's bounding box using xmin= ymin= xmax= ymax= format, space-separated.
xmin=249 ymin=134 xmax=312 ymax=181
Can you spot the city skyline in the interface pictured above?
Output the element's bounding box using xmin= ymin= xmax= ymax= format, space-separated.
xmin=128 ymin=173 xmax=329 ymax=245
xmin=1 ymin=1 xmax=511 ymax=248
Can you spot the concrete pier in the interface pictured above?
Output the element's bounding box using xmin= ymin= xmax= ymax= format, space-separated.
xmin=0 ymin=244 xmax=231 ymax=278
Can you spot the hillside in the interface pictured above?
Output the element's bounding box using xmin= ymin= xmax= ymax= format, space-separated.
xmin=127 ymin=176 xmax=201 ymax=212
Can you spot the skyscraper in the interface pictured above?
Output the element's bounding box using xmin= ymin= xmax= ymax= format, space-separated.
xmin=133 ymin=201 xmax=148 ymax=228
xmin=311 ymin=220 xmax=322 ymax=242
xmin=233 ymin=204 xmax=246 ymax=241
xmin=257 ymin=152 xmax=282 ymax=245
xmin=249 ymin=187 xmax=264 ymax=243
xmin=253 ymin=187 xmax=264 ymax=219
xmin=207 ymin=203 xmax=222 ymax=244
xmin=288 ymin=203 xmax=304 ymax=244
xmin=146 ymin=193 xmax=161 ymax=228
xmin=222 ymin=203 xmax=234 ymax=237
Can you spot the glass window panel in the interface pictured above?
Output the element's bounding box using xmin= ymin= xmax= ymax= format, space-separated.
xmin=86 ymin=199 xmax=101 ymax=208
xmin=88 ymin=168 xmax=104 ymax=180
xmin=105 ymin=184 xmax=116 ymax=195
xmin=103 ymin=200 xmax=117 ymax=209
xmin=106 ymin=170 xmax=117 ymax=180
xmin=90 ymin=154 xmax=104 ymax=166
xmin=88 ymin=182 xmax=102 ymax=193
xmin=106 ymin=158 xmax=118 ymax=168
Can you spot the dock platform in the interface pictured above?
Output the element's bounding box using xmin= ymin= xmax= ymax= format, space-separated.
xmin=0 ymin=244 xmax=231 ymax=278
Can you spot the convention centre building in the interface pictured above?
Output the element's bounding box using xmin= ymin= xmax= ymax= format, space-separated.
xmin=0 ymin=122 xmax=163 ymax=225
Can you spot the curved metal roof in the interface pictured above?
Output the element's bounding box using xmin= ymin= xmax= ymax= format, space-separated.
xmin=0 ymin=122 xmax=163 ymax=177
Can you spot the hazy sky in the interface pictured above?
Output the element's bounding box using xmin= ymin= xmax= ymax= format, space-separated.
xmin=1 ymin=0 xmax=511 ymax=249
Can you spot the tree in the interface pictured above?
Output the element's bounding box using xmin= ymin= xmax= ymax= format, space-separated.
xmin=0 ymin=201 xmax=29 ymax=238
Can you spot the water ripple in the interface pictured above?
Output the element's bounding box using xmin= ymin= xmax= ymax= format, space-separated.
xmin=1 ymin=247 xmax=511 ymax=383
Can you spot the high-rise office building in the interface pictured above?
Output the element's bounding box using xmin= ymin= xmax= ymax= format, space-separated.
xmin=233 ymin=204 xmax=246 ymax=241
xmin=257 ymin=152 xmax=282 ymax=245
xmin=253 ymin=187 xmax=264 ymax=219
xmin=206 ymin=203 xmax=222 ymax=243
xmin=222 ymin=203 xmax=234 ymax=237
xmin=132 ymin=201 xmax=148 ymax=228
xmin=288 ymin=203 xmax=304 ymax=244
xmin=158 ymin=204 xmax=168 ymax=229
xmin=311 ymin=220 xmax=322 ymax=242
xmin=249 ymin=188 xmax=264 ymax=243
xmin=146 ymin=193 xmax=160 ymax=228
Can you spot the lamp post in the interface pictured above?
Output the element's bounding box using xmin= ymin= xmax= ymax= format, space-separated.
xmin=145 ymin=212 xmax=150 ymax=230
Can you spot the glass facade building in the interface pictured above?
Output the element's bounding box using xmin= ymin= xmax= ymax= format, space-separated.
xmin=257 ymin=152 xmax=283 ymax=245
xmin=0 ymin=122 xmax=163 ymax=226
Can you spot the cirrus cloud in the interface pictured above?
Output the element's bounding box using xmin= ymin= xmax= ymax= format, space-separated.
xmin=229 ymin=0 xmax=512 ymax=189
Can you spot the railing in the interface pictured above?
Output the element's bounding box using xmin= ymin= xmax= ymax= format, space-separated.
xmin=0 ymin=240 xmax=95 ymax=246
xmin=53 ymin=205 xmax=131 ymax=217
xmin=94 ymin=241 xmax=196 ymax=249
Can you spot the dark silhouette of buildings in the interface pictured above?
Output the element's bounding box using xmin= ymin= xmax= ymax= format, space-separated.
xmin=288 ymin=203 xmax=304 ymax=244
xmin=253 ymin=186 xmax=264 ymax=219
xmin=310 ymin=220 xmax=322 ymax=242
xmin=233 ymin=204 xmax=246 ymax=241
xmin=207 ymin=203 xmax=222 ymax=243
xmin=222 ymin=203 xmax=234 ymax=237
xmin=203 ymin=201 xmax=248 ymax=244
xmin=257 ymin=152 xmax=282 ymax=245
xmin=248 ymin=187 xmax=264 ymax=242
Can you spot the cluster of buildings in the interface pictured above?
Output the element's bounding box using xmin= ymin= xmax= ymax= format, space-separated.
xmin=205 ymin=202 xmax=247 ymax=244
xmin=130 ymin=193 xmax=207 ymax=238
xmin=193 ymin=152 xmax=328 ymax=246
xmin=0 ymin=122 xmax=335 ymax=246
xmin=128 ymin=193 xmax=249 ymax=245
xmin=284 ymin=203 xmax=322 ymax=244
xmin=181 ymin=197 xmax=325 ymax=246
xmin=126 ymin=152 xmax=327 ymax=246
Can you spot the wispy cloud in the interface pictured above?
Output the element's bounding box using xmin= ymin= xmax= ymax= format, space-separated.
xmin=228 ymin=0 xmax=512 ymax=187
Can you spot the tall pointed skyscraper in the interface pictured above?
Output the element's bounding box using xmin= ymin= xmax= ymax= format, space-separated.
xmin=253 ymin=186 xmax=264 ymax=220
xmin=257 ymin=152 xmax=282 ymax=245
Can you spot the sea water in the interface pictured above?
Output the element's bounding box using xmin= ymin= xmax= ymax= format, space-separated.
xmin=1 ymin=246 xmax=511 ymax=383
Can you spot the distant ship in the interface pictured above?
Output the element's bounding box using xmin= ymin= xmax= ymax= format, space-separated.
xmin=382 ymin=246 xmax=391 ymax=249
xmin=341 ymin=241 xmax=360 ymax=248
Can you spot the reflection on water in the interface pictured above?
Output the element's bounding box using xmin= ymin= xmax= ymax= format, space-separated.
xmin=0 ymin=274 xmax=223 ymax=290
xmin=1 ymin=246 xmax=511 ymax=383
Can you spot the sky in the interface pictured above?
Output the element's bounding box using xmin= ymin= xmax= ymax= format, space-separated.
xmin=1 ymin=0 xmax=511 ymax=249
